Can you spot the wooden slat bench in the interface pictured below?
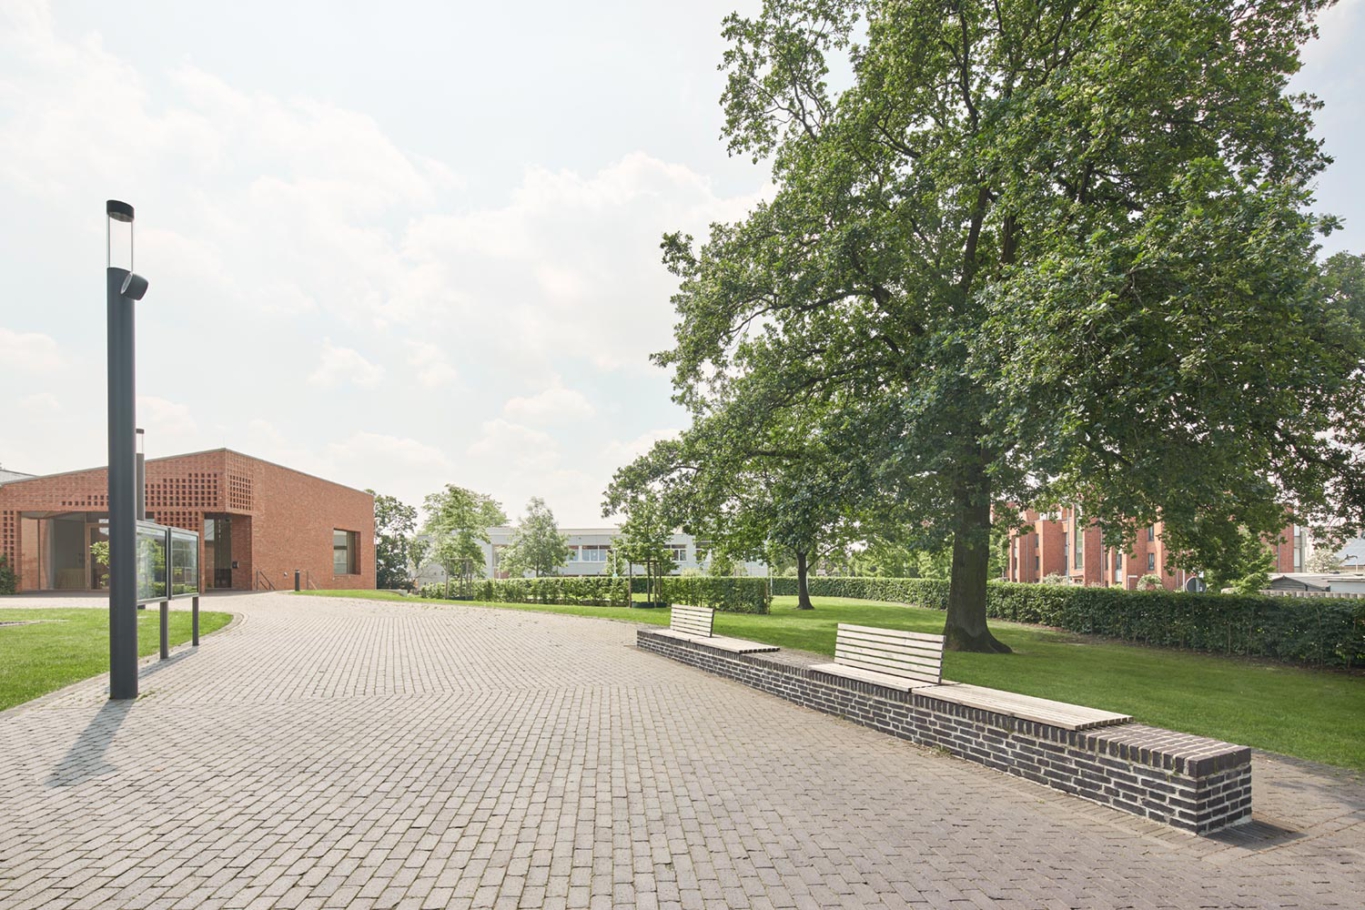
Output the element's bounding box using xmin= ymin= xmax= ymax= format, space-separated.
xmin=654 ymin=604 xmax=779 ymax=654
xmin=916 ymin=683 xmax=1132 ymax=731
xmin=810 ymin=623 xmax=945 ymax=692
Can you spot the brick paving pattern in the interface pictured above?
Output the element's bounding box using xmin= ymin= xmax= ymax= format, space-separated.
xmin=1 ymin=592 xmax=1361 ymax=909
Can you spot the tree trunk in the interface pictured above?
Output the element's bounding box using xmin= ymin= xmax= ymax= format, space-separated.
xmin=795 ymin=550 xmax=814 ymax=610
xmin=943 ymin=459 xmax=1011 ymax=653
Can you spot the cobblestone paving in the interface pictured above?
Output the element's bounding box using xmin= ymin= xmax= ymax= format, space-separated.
xmin=1 ymin=593 xmax=1361 ymax=909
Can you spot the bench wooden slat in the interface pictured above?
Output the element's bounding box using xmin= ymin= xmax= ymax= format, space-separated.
xmin=916 ymin=683 xmax=1132 ymax=731
xmin=810 ymin=662 xmax=937 ymax=692
xmin=835 ymin=641 xmax=944 ymax=665
xmin=839 ymin=624 xmax=945 ymax=644
xmin=671 ymin=605 xmax=714 ymax=638
xmin=834 ymin=644 xmax=942 ymax=672
xmin=821 ymin=623 xmax=946 ymax=687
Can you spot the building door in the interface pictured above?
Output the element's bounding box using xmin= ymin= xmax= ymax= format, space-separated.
xmin=204 ymin=516 xmax=234 ymax=589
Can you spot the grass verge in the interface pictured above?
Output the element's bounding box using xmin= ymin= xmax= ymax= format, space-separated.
xmin=303 ymin=589 xmax=1365 ymax=772
xmin=0 ymin=608 xmax=234 ymax=711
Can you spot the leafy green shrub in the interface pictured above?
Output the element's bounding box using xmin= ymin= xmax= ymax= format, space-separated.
xmin=773 ymin=576 xmax=1365 ymax=668
xmin=658 ymin=576 xmax=770 ymax=614
xmin=0 ymin=554 xmax=15 ymax=595
xmin=419 ymin=576 xmax=629 ymax=607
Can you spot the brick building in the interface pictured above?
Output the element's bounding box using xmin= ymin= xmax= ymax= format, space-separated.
xmin=0 ymin=449 xmax=375 ymax=593
xmin=1004 ymin=506 xmax=1301 ymax=590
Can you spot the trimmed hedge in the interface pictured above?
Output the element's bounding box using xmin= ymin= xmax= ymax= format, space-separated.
xmin=419 ymin=576 xmax=629 ymax=607
xmin=658 ymin=577 xmax=770 ymax=614
xmin=772 ymin=576 xmax=1365 ymax=668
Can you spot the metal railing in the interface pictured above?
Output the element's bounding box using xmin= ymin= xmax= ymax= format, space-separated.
xmin=255 ymin=569 xmax=275 ymax=591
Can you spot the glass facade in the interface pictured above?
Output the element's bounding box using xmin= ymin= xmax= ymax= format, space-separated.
xmin=170 ymin=529 xmax=200 ymax=596
xmin=333 ymin=529 xmax=358 ymax=575
xmin=136 ymin=522 xmax=168 ymax=603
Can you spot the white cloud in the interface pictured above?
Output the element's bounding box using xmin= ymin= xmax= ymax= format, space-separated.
xmin=503 ymin=382 xmax=596 ymax=424
xmin=602 ymin=427 xmax=680 ymax=465
xmin=19 ymin=391 xmax=59 ymax=411
xmin=406 ymin=341 xmax=459 ymax=388
xmin=467 ymin=418 xmax=559 ymax=472
xmin=137 ymin=395 xmax=196 ymax=432
xmin=327 ymin=432 xmax=452 ymax=473
xmin=308 ymin=340 xmax=385 ymax=389
xmin=0 ymin=327 xmax=62 ymax=372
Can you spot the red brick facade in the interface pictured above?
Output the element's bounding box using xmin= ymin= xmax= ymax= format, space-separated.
xmin=1004 ymin=506 xmax=1298 ymax=590
xmin=0 ymin=449 xmax=374 ymax=592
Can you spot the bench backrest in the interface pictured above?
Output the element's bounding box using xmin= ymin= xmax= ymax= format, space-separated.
xmin=834 ymin=623 xmax=944 ymax=685
xmin=671 ymin=604 xmax=714 ymax=638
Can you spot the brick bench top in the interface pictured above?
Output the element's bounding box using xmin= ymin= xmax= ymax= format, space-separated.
xmin=916 ymin=683 xmax=1132 ymax=731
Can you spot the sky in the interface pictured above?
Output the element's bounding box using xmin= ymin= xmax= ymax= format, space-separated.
xmin=0 ymin=0 xmax=1361 ymax=527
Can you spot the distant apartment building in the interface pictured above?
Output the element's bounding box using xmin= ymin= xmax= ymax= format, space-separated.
xmin=0 ymin=449 xmax=375 ymax=593
xmin=1003 ymin=506 xmax=1300 ymax=590
xmin=412 ymin=527 xmax=767 ymax=587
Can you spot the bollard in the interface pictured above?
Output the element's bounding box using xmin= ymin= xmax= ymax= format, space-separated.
xmin=294 ymin=570 xmax=301 ymax=592
xmin=192 ymin=595 xmax=200 ymax=646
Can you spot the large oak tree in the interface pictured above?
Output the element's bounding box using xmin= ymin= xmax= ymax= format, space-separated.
xmin=641 ymin=0 xmax=1364 ymax=651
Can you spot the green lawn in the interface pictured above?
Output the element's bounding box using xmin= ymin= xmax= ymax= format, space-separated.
xmin=0 ymin=608 xmax=234 ymax=711
xmin=304 ymin=589 xmax=1365 ymax=772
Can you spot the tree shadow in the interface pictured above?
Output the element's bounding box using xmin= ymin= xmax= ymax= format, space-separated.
xmin=45 ymin=700 xmax=131 ymax=788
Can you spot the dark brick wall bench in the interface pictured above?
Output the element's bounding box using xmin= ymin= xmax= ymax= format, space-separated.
xmin=638 ymin=629 xmax=1252 ymax=834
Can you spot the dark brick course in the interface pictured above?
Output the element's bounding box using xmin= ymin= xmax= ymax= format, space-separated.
xmin=639 ymin=629 xmax=1253 ymax=834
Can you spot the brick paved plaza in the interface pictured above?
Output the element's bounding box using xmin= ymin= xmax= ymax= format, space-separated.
xmin=1 ymin=593 xmax=1361 ymax=909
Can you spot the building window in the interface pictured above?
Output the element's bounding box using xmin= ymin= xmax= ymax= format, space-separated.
xmin=567 ymin=545 xmax=579 ymax=562
xmin=1073 ymin=531 xmax=1083 ymax=569
xmin=1113 ymin=551 xmax=1122 ymax=571
xmin=1147 ymin=552 xmax=1156 ymax=572
xmin=1147 ymin=525 xmax=1155 ymax=542
xmin=1035 ymin=556 xmax=1040 ymax=571
xmin=1293 ymin=527 xmax=1304 ymax=572
xmin=333 ymin=529 xmax=358 ymax=575
xmin=580 ymin=544 xmax=609 ymax=562
xmin=1061 ymin=531 xmax=1068 ymax=563
xmin=669 ymin=544 xmax=687 ymax=562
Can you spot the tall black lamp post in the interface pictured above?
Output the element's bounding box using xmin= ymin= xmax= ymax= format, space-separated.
xmin=107 ymin=200 xmax=149 ymax=700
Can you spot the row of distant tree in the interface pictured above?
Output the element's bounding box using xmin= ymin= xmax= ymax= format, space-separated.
xmin=369 ymin=486 xmax=717 ymax=601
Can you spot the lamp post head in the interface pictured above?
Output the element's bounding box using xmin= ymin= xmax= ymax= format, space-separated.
xmin=106 ymin=199 xmax=135 ymax=271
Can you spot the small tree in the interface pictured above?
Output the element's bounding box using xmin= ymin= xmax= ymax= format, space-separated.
xmin=612 ymin=490 xmax=677 ymax=606
xmin=422 ymin=485 xmax=506 ymax=597
xmin=370 ymin=491 xmax=418 ymax=590
xmin=408 ymin=537 xmax=432 ymax=591
xmin=499 ymin=497 xmax=571 ymax=578
xmin=1205 ymin=529 xmax=1277 ymax=596
xmin=1307 ymin=546 xmax=1344 ymax=574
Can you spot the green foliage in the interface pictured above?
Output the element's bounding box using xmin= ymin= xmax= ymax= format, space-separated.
xmin=0 ymin=555 xmax=15 ymax=595
xmin=1204 ymin=529 xmax=1276 ymax=596
xmin=370 ymin=490 xmax=418 ymax=590
xmin=610 ymin=489 xmax=678 ymax=605
xmin=1319 ymin=250 xmax=1365 ymax=329
xmin=641 ymin=0 xmax=1364 ymax=651
xmin=771 ymin=577 xmax=1365 ymax=669
xmin=706 ymin=550 xmax=736 ymax=577
xmin=422 ymin=485 xmax=506 ymax=597
xmin=420 ymin=576 xmax=629 ymax=607
xmin=499 ymin=497 xmax=570 ymax=578
xmin=658 ymin=576 xmax=771 ymax=614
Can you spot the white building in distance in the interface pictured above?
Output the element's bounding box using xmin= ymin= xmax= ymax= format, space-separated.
xmin=412 ymin=527 xmax=766 ymax=587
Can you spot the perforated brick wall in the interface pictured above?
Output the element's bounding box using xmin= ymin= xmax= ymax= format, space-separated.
xmin=639 ymin=630 xmax=1252 ymax=834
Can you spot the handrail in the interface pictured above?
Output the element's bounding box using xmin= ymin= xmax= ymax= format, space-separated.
xmin=255 ymin=569 xmax=275 ymax=591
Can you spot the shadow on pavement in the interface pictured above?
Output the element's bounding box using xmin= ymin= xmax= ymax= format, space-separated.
xmin=46 ymin=700 xmax=132 ymax=788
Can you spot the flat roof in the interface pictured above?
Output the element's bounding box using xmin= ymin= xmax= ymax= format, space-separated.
xmin=0 ymin=448 xmax=372 ymax=498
